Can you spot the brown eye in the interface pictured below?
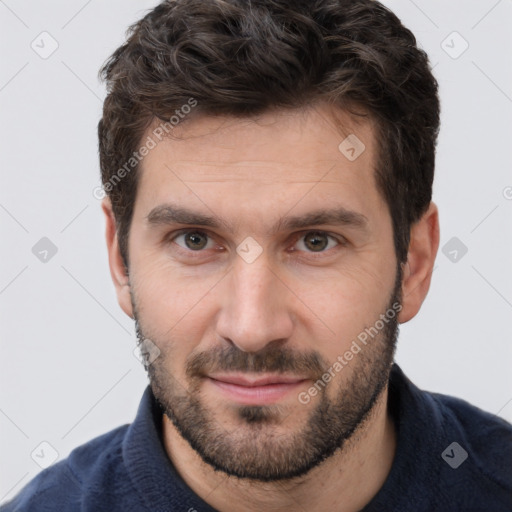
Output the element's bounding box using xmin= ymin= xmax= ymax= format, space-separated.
xmin=184 ymin=231 xmax=208 ymax=250
xmin=294 ymin=231 xmax=341 ymax=254
xmin=172 ymin=230 xmax=212 ymax=251
xmin=304 ymin=232 xmax=329 ymax=252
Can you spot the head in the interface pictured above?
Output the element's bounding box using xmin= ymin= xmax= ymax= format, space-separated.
xmin=99 ymin=0 xmax=440 ymax=481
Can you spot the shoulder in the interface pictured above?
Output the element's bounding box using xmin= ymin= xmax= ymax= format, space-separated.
xmin=431 ymin=391 xmax=512 ymax=486
xmin=0 ymin=424 xmax=136 ymax=512
xmin=425 ymin=390 xmax=512 ymax=511
xmin=384 ymin=366 xmax=512 ymax=511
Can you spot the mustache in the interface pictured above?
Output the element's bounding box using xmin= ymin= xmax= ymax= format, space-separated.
xmin=185 ymin=344 xmax=327 ymax=379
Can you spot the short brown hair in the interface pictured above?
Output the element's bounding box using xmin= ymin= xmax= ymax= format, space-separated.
xmin=98 ymin=0 xmax=440 ymax=267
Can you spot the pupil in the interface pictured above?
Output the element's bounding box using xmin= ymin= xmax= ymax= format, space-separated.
xmin=186 ymin=232 xmax=206 ymax=250
xmin=306 ymin=233 xmax=327 ymax=251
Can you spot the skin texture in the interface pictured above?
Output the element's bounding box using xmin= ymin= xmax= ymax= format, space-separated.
xmin=102 ymin=104 xmax=439 ymax=512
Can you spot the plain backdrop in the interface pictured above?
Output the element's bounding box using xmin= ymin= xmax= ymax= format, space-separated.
xmin=1 ymin=0 xmax=511 ymax=504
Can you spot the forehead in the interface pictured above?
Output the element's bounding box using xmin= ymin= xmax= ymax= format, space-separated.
xmin=133 ymin=105 xmax=387 ymax=233
xmin=139 ymin=105 xmax=378 ymax=179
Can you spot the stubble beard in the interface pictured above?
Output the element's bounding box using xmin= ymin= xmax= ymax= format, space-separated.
xmin=133 ymin=267 xmax=402 ymax=482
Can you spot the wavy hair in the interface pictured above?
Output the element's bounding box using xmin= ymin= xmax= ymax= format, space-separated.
xmin=98 ymin=0 xmax=440 ymax=267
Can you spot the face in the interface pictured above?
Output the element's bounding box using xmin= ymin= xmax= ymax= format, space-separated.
xmin=125 ymin=105 xmax=402 ymax=481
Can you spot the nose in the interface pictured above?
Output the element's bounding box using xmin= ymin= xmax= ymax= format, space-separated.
xmin=215 ymin=255 xmax=294 ymax=353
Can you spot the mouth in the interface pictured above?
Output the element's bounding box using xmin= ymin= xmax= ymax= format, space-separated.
xmin=206 ymin=373 xmax=309 ymax=405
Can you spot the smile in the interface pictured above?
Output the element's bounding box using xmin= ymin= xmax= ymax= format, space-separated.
xmin=206 ymin=374 xmax=309 ymax=405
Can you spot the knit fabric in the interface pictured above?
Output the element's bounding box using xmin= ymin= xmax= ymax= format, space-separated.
xmin=2 ymin=364 xmax=511 ymax=512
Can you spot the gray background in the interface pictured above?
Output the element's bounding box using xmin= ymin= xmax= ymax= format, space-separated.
xmin=1 ymin=0 xmax=511 ymax=503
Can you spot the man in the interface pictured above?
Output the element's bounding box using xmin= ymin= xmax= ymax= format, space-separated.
xmin=2 ymin=0 xmax=511 ymax=510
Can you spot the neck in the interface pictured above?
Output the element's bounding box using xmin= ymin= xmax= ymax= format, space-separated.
xmin=161 ymin=385 xmax=396 ymax=512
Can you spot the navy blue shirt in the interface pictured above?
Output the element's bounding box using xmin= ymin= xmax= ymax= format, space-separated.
xmin=2 ymin=364 xmax=511 ymax=511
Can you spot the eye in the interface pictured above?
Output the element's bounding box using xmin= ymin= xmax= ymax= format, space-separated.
xmin=167 ymin=229 xmax=345 ymax=258
xmin=172 ymin=230 xmax=215 ymax=251
xmin=293 ymin=231 xmax=342 ymax=254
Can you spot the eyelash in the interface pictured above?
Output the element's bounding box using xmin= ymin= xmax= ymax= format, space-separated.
xmin=166 ymin=229 xmax=347 ymax=260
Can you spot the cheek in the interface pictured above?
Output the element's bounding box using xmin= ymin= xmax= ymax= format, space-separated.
xmin=131 ymin=263 xmax=217 ymax=364
xmin=133 ymin=253 xmax=217 ymax=314
xmin=291 ymin=262 xmax=396 ymax=355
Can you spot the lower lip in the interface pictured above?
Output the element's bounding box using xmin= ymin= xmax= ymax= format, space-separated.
xmin=207 ymin=378 xmax=307 ymax=405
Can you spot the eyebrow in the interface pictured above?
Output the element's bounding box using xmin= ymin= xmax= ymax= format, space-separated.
xmin=146 ymin=203 xmax=369 ymax=235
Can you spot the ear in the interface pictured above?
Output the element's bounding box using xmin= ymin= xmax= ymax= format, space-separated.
xmin=398 ymin=202 xmax=440 ymax=324
xmin=101 ymin=198 xmax=134 ymax=319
